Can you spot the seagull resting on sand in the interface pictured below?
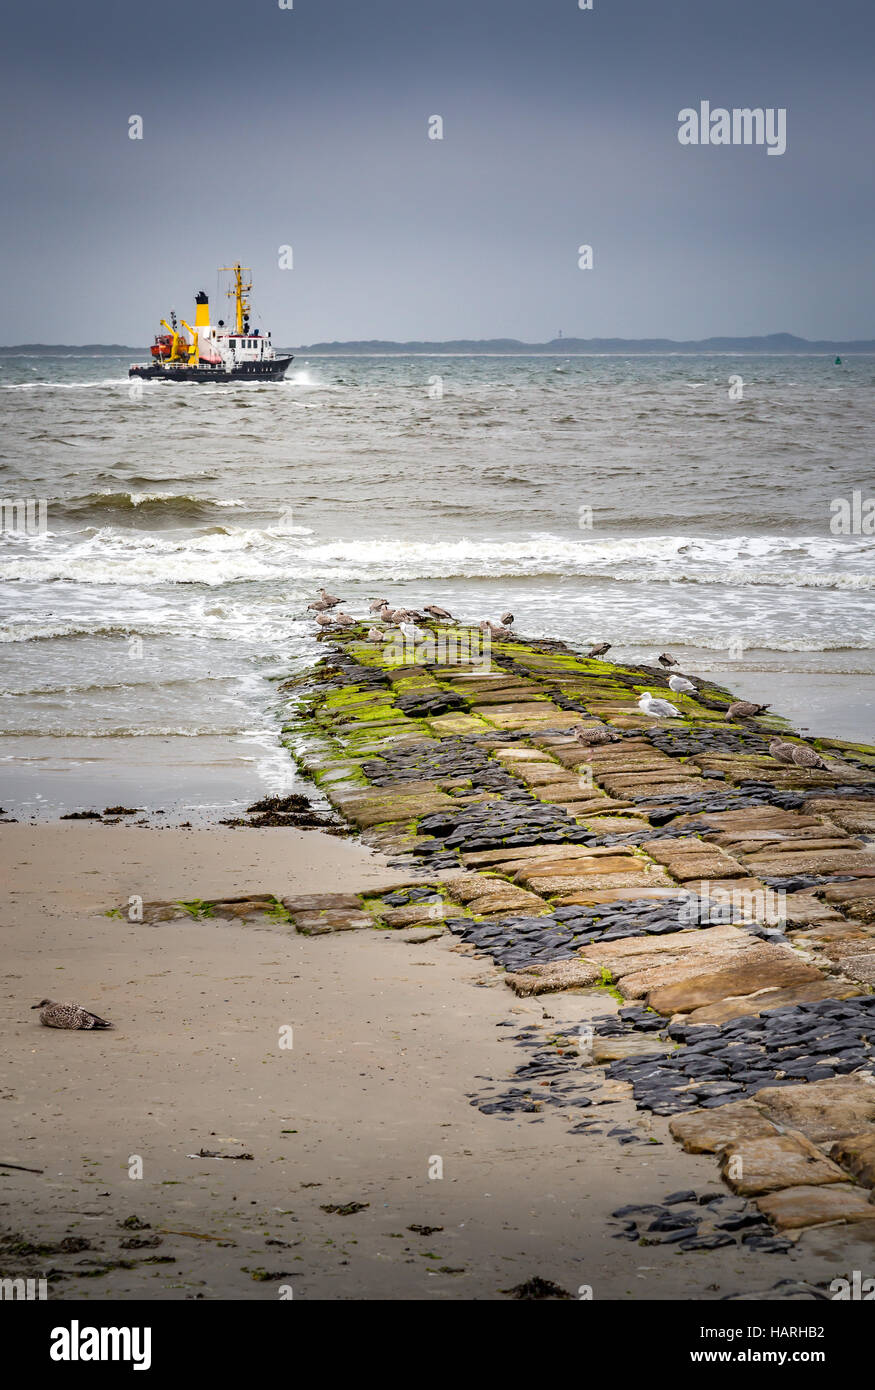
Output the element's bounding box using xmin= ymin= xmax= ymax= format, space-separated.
xmin=638 ymin=691 xmax=680 ymax=718
xmin=727 ymin=700 xmax=770 ymax=719
xmin=668 ymin=674 xmax=696 ymax=694
xmin=32 ymin=1000 xmax=112 ymax=1030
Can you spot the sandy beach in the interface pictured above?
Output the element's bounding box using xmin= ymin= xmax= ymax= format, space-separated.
xmin=3 ymin=820 xmax=874 ymax=1301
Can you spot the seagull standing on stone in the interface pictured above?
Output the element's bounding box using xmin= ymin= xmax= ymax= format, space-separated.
xmin=366 ymin=627 xmax=383 ymax=642
xmin=569 ymin=722 xmax=622 ymax=745
xmin=769 ymin=738 xmax=798 ymax=765
xmin=657 ymin=653 xmax=680 ymax=669
xmin=369 ymin=597 xmax=390 ymax=613
xmin=668 ymin=674 xmax=696 ymax=695
xmin=587 ymin=642 xmax=611 ymax=659
xmin=32 ymin=1000 xmax=113 ymax=1030
xmin=791 ymin=744 xmax=828 ymax=769
xmin=334 ymin=612 xmax=356 ymax=628
xmin=727 ymin=700 xmax=770 ymax=719
xmin=315 ymin=613 xmax=333 ymax=628
xmin=638 ymin=690 xmax=680 ymax=718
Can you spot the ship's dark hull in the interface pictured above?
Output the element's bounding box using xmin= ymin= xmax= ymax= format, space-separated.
xmin=129 ymin=355 xmax=293 ymax=382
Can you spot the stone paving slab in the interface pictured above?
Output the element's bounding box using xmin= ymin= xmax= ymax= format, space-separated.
xmin=829 ymin=1133 xmax=875 ymax=1188
xmin=807 ymin=798 xmax=875 ymax=832
xmin=684 ymin=979 xmax=864 ymax=1025
xmin=720 ymin=1132 xmax=846 ymax=1196
xmin=753 ymin=1078 xmax=875 ymax=1144
xmin=754 ymin=1184 xmax=875 ymax=1231
xmin=669 ymin=1102 xmax=780 ymax=1153
xmin=646 ymin=950 xmax=824 ymax=1015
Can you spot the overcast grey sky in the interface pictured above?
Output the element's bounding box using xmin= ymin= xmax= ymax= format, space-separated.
xmin=1 ymin=0 xmax=872 ymax=344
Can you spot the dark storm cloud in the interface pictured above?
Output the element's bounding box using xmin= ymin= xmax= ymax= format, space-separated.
xmin=1 ymin=0 xmax=872 ymax=342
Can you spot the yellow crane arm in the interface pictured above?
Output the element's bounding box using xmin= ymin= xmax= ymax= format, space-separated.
xmin=159 ymin=318 xmax=184 ymax=362
xmin=179 ymin=319 xmax=199 ymax=364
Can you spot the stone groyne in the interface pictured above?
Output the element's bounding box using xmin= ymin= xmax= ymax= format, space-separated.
xmin=273 ymin=624 xmax=875 ymax=1239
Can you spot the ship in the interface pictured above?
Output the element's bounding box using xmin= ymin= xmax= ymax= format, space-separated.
xmin=129 ymin=264 xmax=293 ymax=382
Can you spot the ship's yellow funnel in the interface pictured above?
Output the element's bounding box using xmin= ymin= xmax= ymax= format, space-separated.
xmin=194 ymin=291 xmax=210 ymax=329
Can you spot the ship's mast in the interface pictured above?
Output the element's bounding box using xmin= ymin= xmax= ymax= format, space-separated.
xmin=220 ymin=263 xmax=252 ymax=333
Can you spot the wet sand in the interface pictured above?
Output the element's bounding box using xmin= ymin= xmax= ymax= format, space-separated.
xmin=1 ymin=824 xmax=866 ymax=1300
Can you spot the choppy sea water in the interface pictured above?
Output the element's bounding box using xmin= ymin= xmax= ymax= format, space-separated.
xmin=1 ymin=352 xmax=873 ymax=819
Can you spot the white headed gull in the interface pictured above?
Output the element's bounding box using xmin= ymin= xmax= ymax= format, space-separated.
xmin=668 ymin=674 xmax=696 ymax=694
xmin=638 ymin=690 xmax=680 ymax=718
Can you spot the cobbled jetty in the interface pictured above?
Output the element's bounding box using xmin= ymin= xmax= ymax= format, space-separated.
xmin=138 ymin=621 xmax=875 ymax=1250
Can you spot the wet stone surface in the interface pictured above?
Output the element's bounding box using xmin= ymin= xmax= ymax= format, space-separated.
xmin=641 ymin=788 xmax=807 ymax=824
xmin=607 ymin=997 xmax=875 ymax=1117
xmin=466 ymin=1025 xmax=608 ymax=1123
xmin=361 ymin=737 xmax=524 ymax=791
xmin=645 ymin=728 xmax=774 ymax=758
xmin=609 ymin=1191 xmax=792 ymax=1254
xmin=445 ymin=901 xmax=751 ymax=970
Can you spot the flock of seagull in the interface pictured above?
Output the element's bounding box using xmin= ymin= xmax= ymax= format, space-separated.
xmin=305 ymin=588 xmax=830 ymax=770
xmin=307 ymin=588 xmax=515 ymax=643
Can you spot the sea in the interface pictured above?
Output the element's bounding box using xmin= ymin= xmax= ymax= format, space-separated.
xmin=1 ymin=351 xmax=873 ymax=822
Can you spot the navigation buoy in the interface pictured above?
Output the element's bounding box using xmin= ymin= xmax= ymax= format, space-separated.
xmin=835 ymin=356 xmax=842 ymax=365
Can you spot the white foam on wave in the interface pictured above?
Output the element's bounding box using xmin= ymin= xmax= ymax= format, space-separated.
xmin=0 ymin=529 xmax=870 ymax=590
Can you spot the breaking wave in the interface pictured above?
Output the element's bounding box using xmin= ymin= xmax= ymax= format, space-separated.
xmin=0 ymin=530 xmax=870 ymax=590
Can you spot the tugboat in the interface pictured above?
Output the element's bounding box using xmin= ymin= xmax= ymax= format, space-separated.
xmin=129 ymin=264 xmax=293 ymax=382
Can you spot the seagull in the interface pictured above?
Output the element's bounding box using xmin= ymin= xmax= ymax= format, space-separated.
xmin=570 ymin=723 xmax=622 ymax=745
xmin=480 ymin=621 xmax=512 ymax=639
xmin=587 ymin=642 xmax=611 ymax=659
xmin=791 ymin=744 xmax=828 ymax=769
xmin=500 ymin=611 xmax=514 ymax=627
xmin=315 ymin=613 xmax=334 ymax=627
xmin=657 ymin=653 xmax=680 ymax=669
xmin=727 ymin=700 xmax=770 ymax=719
xmin=769 ymin=738 xmax=797 ymax=765
xmin=368 ymin=597 xmax=390 ymax=613
xmin=638 ymin=690 xmax=680 ymax=718
xmin=307 ymin=599 xmax=332 ymax=612
xmin=334 ymin=612 xmax=356 ymax=628
xmin=366 ymin=627 xmax=383 ymax=642
xmin=400 ymin=622 xmax=425 ymax=640
xmin=668 ymin=674 xmax=696 ymax=694
xmin=319 ymin=588 xmax=342 ymax=608
xmin=424 ymin=604 xmax=453 ymax=620
xmin=32 ymin=999 xmax=112 ymax=1030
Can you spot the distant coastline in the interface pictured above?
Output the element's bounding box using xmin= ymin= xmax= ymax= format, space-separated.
xmin=2 ymin=333 xmax=874 ymax=355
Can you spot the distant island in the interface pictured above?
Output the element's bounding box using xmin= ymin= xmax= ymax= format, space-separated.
xmin=2 ymin=333 xmax=874 ymax=355
xmin=291 ymin=333 xmax=875 ymax=354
